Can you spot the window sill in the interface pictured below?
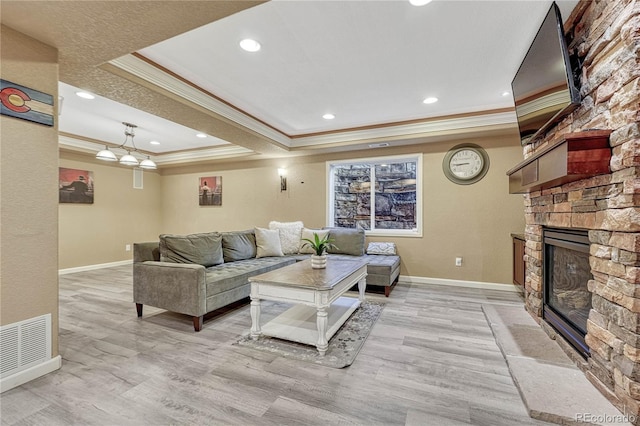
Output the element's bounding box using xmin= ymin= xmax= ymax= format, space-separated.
xmin=364 ymin=229 xmax=422 ymax=238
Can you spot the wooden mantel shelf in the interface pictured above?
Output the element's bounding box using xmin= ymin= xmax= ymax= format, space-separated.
xmin=506 ymin=130 xmax=612 ymax=194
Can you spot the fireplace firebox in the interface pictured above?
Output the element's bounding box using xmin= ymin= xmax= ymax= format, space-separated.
xmin=543 ymin=228 xmax=593 ymax=358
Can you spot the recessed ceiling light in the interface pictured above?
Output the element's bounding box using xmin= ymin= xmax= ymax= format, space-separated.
xmin=423 ymin=97 xmax=438 ymax=104
xmin=75 ymin=91 xmax=95 ymax=100
xmin=409 ymin=0 xmax=432 ymax=6
xmin=150 ymin=141 xmax=160 ymax=145
xmin=323 ymin=113 xmax=335 ymax=120
xmin=239 ymin=39 xmax=261 ymax=52
xmin=196 ymin=133 xmax=207 ymax=138
xmin=502 ymin=91 xmax=511 ymax=97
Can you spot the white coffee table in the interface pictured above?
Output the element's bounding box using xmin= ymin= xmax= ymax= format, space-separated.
xmin=248 ymin=258 xmax=367 ymax=356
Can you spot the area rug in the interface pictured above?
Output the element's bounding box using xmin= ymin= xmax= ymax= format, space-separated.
xmin=235 ymin=301 xmax=385 ymax=368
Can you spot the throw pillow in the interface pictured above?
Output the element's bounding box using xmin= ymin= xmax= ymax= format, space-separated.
xmin=299 ymin=228 xmax=330 ymax=254
xmin=222 ymin=230 xmax=257 ymax=262
xmin=366 ymin=242 xmax=397 ymax=255
xmin=255 ymin=227 xmax=284 ymax=258
xmin=159 ymin=232 xmax=224 ymax=267
xmin=268 ymin=220 xmax=304 ymax=255
xmin=324 ymin=227 xmax=366 ymax=256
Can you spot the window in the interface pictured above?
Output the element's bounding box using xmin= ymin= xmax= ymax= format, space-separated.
xmin=327 ymin=154 xmax=422 ymax=237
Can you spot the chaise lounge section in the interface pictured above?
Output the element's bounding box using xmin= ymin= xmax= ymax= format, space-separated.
xmin=133 ymin=226 xmax=399 ymax=331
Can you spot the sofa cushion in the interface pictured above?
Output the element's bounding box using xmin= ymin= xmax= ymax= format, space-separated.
xmin=255 ymin=227 xmax=284 ymax=258
xmin=364 ymin=254 xmax=401 ymax=286
xmin=324 ymin=227 xmax=366 ymax=256
xmin=283 ymin=253 xmax=311 ymax=262
xmin=159 ymin=232 xmax=223 ymax=267
xmin=205 ymin=257 xmax=295 ymax=297
xmin=269 ymin=220 xmax=304 ymax=255
xmin=299 ymin=228 xmax=330 ymax=254
xmin=222 ymin=230 xmax=257 ymax=262
xmin=364 ymin=254 xmax=400 ymax=275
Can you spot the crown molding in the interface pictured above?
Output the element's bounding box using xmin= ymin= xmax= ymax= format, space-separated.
xmin=59 ymin=134 xmax=253 ymax=165
xmin=108 ymin=54 xmax=292 ymax=147
xmin=291 ymin=111 xmax=518 ymax=147
xmin=516 ymin=89 xmax=570 ymax=117
xmin=59 ymin=135 xmax=103 ymax=154
xmin=109 ymin=54 xmax=519 ymax=152
xmin=154 ymin=145 xmax=254 ymax=165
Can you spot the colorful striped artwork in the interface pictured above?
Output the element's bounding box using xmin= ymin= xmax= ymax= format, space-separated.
xmin=0 ymin=79 xmax=54 ymax=126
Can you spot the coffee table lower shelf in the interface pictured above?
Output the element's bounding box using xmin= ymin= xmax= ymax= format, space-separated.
xmin=249 ymin=259 xmax=368 ymax=355
xmin=261 ymin=296 xmax=361 ymax=346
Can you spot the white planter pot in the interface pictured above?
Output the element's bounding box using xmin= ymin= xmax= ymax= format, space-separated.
xmin=311 ymin=254 xmax=327 ymax=269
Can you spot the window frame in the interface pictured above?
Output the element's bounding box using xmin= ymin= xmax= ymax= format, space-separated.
xmin=326 ymin=153 xmax=422 ymax=238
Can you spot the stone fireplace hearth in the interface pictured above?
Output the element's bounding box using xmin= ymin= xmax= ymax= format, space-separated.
xmin=516 ymin=0 xmax=640 ymax=420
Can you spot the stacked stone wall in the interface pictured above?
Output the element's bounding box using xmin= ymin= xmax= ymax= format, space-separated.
xmin=521 ymin=0 xmax=640 ymax=418
xmin=333 ymin=162 xmax=417 ymax=230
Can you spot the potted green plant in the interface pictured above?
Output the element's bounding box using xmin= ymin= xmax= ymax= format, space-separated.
xmin=301 ymin=233 xmax=337 ymax=269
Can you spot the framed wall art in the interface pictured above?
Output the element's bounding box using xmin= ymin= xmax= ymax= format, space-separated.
xmin=59 ymin=167 xmax=94 ymax=204
xmin=199 ymin=176 xmax=222 ymax=206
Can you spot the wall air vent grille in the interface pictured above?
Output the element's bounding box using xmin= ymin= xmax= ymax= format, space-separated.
xmin=133 ymin=168 xmax=143 ymax=189
xmin=0 ymin=328 xmax=19 ymax=375
xmin=0 ymin=314 xmax=51 ymax=378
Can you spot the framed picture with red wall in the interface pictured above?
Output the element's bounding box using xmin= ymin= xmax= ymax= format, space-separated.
xmin=199 ymin=176 xmax=222 ymax=206
xmin=59 ymin=167 xmax=94 ymax=204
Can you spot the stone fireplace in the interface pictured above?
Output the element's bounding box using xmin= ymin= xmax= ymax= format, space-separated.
xmin=515 ymin=0 xmax=640 ymax=420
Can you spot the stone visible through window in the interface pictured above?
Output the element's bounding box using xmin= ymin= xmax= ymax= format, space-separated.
xmin=328 ymin=155 xmax=421 ymax=236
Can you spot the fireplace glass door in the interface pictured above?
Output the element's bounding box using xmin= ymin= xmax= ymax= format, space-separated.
xmin=544 ymin=228 xmax=592 ymax=357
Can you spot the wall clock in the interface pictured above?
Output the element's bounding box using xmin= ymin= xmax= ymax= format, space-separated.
xmin=442 ymin=143 xmax=490 ymax=185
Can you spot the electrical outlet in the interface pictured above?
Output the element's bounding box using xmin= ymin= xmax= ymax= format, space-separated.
xmin=455 ymin=257 xmax=463 ymax=267
xmin=125 ymin=244 xmax=131 ymax=251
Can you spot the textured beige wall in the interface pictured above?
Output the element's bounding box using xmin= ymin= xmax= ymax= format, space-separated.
xmin=385 ymin=138 xmax=525 ymax=282
xmin=0 ymin=25 xmax=59 ymax=355
xmin=161 ymin=133 xmax=526 ymax=284
xmin=58 ymin=152 xmax=162 ymax=269
xmin=160 ymin=161 xmax=327 ymax=234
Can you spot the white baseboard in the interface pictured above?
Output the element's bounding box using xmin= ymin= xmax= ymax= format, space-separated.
xmin=58 ymin=260 xmax=132 ymax=275
xmin=399 ymin=275 xmax=519 ymax=292
xmin=0 ymin=356 xmax=62 ymax=393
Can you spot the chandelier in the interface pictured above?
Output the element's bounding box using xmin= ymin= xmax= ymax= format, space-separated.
xmin=95 ymin=122 xmax=157 ymax=169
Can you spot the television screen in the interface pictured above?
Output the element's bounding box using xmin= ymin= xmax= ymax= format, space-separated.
xmin=511 ymin=2 xmax=580 ymax=145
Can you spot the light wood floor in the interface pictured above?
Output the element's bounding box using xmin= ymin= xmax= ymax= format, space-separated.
xmin=1 ymin=265 xmax=549 ymax=426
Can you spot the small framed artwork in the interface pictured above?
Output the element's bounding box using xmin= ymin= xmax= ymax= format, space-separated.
xmin=59 ymin=167 xmax=94 ymax=204
xmin=199 ymin=176 xmax=222 ymax=206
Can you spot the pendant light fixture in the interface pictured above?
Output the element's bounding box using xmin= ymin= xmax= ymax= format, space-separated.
xmin=96 ymin=122 xmax=157 ymax=170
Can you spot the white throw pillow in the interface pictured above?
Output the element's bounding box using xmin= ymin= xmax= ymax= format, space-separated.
xmin=268 ymin=221 xmax=304 ymax=255
xmin=366 ymin=242 xmax=397 ymax=255
xmin=299 ymin=228 xmax=330 ymax=254
xmin=255 ymin=227 xmax=284 ymax=258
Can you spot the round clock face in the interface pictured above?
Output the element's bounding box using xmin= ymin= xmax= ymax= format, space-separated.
xmin=449 ymin=149 xmax=484 ymax=180
xmin=442 ymin=144 xmax=490 ymax=185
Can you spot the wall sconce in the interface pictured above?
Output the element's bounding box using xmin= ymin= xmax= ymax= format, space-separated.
xmin=278 ymin=168 xmax=287 ymax=191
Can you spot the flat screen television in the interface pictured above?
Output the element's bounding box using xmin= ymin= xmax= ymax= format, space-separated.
xmin=511 ymin=2 xmax=581 ymax=145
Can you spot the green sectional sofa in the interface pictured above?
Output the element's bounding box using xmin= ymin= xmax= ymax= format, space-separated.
xmin=133 ymin=227 xmax=400 ymax=331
